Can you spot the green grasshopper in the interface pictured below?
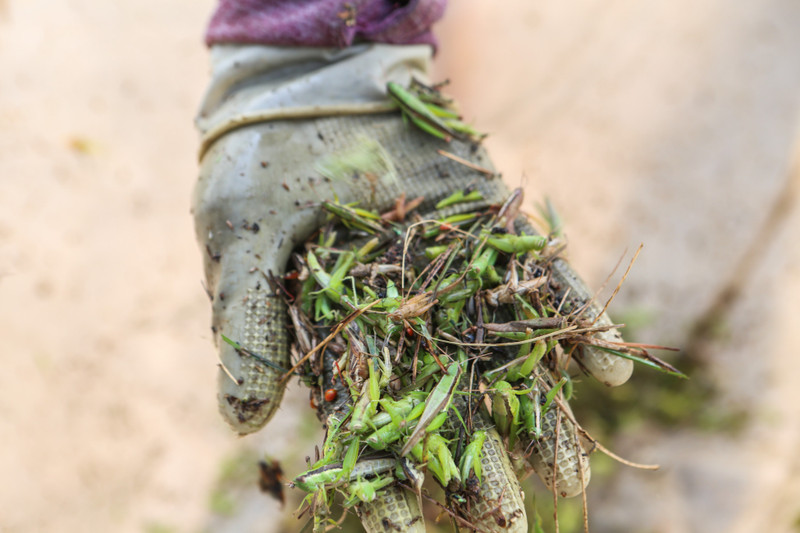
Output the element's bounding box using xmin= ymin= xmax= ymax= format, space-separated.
xmin=519 ymin=388 xmax=542 ymax=441
xmin=387 ymin=81 xmax=485 ymax=143
xmin=364 ymin=399 xmax=426 ymax=450
xmin=459 ymin=430 xmax=487 ymax=484
xmin=491 ymin=381 xmax=522 ymax=447
xmin=435 ymin=188 xmax=484 ymax=210
xmin=293 ymin=456 xmax=397 ymax=493
xmin=484 ymin=233 xmax=547 ymax=255
xmin=406 ymin=434 xmax=460 ymax=487
xmin=349 ymin=359 xmax=381 ymax=432
xmin=342 ymin=475 xmax=395 ymax=506
xmin=321 ymin=200 xmax=385 ymax=234
xmin=400 ymin=361 xmax=461 ymax=456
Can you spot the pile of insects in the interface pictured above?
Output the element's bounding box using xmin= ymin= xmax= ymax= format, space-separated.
xmin=267 ymin=184 xmax=677 ymax=527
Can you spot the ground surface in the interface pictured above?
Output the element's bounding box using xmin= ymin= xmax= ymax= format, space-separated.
xmin=1 ymin=1 xmax=799 ymax=532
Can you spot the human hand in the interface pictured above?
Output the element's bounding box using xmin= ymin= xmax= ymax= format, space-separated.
xmin=193 ymin=44 xmax=632 ymax=531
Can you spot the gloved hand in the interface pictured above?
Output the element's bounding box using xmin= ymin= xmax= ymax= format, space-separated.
xmin=193 ymin=43 xmax=633 ymax=532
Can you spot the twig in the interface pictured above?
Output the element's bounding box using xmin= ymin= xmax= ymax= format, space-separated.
xmin=552 ymin=395 xmax=660 ymax=470
xmin=436 ymin=149 xmax=496 ymax=177
xmin=592 ymin=243 xmax=643 ymax=326
xmin=279 ymin=299 xmax=381 ymax=384
xmin=577 ymin=431 xmax=589 ymax=533
xmin=552 ymin=408 xmax=562 ymax=533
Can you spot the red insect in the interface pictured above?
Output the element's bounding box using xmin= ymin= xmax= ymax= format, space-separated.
xmin=324 ymin=388 xmax=338 ymax=402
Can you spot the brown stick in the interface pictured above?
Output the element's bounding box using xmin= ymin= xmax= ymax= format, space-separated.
xmin=279 ymin=299 xmax=381 ymax=384
xmin=436 ymin=149 xmax=496 ymax=177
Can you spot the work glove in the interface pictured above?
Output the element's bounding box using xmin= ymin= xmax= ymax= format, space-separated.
xmin=193 ymin=43 xmax=633 ymax=532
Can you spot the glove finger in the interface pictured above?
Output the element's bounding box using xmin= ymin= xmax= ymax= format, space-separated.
xmin=525 ymin=397 xmax=591 ymax=499
xmin=194 ymin=131 xmax=313 ymax=434
xmin=465 ymin=420 xmax=528 ymax=533
xmin=550 ymin=258 xmax=633 ymax=387
xmin=194 ymin=223 xmax=290 ymax=434
xmin=356 ymin=484 xmax=426 ymax=533
xmin=210 ymin=251 xmax=289 ymax=435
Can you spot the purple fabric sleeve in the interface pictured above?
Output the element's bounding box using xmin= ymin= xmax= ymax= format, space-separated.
xmin=205 ymin=0 xmax=446 ymax=49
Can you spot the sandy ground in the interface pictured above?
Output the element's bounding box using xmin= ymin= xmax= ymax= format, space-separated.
xmin=1 ymin=1 xmax=799 ymax=532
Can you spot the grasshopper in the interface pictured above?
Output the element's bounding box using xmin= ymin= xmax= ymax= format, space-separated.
xmin=342 ymin=475 xmax=395 ymax=506
xmin=459 ymin=430 xmax=487 ymax=484
xmin=400 ymin=361 xmax=461 ymax=457
xmin=293 ymin=456 xmax=397 ymax=493
xmin=491 ymin=381 xmax=521 ymax=446
xmin=387 ymin=81 xmax=485 ymax=143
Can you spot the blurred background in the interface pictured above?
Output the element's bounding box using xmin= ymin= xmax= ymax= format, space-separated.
xmin=1 ymin=1 xmax=798 ymax=532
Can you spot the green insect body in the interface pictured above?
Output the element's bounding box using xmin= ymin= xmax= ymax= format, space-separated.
xmin=387 ymin=81 xmax=457 ymax=142
xmin=364 ymin=418 xmax=419 ymax=450
xmin=485 ymin=264 xmax=503 ymax=285
xmin=404 ymin=399 xmax=427 ymax=422
xmin=422 ymin=101 xmax=461 ymax=120
xmin=561 ymin=371 xmax=574 ymax=401
xmin=541 ymin=376 xmax=568 ymax=414
xmin=355 ymin=236 xmax=380 ymax=261
xmin=506 ymin=339 xmax=548 ymax=382
xmin=425 ymin=244 xmax=449 ymax=259
xmin=343 ymin=475 xmax=395 ymax=506
xmin=340 ymin=438 xmax=360 ymax=479
xmin=349 ymin=383 xmax=373 ymax=432
xmin=424 ymin=449 xmax=449 ymax=486
xmin=521 ymin=340 xmax=548 ymax=376
xmin=425 ymin=411 xmax=449 ymax=434
xmin=349 ymin=357 xmax=384 ymax=432
xmin=459 ymin=430 xmax=487 ymax=483
xmin=313 ymin=415 xmax=346 ymax=468
xmin=485 ymin=234 xmax=547 ymax=254
xmin=408 ymin=440 xmax=451 ymax=486
xmin=414 ymin=114 xmax=454 ymax=141
xmin=328 ymin=251 xmax=356 ymax=292
xmin=491 ymin=381 xmax=521 ymax=446
xmin=377 ymin=396 xmax=419 ymax=427
xmin=428 ymin=433 xmax=461 ymax=484
xmin=293 ymin=463 xmax=345 ymax=493
xmin=438 ymin=279 xmax=481 ymax=304
xmin=435 ymin=189 xmax=484 ymax=210
xmin=321 ymin=201 xmax=384 ymax=234
xmin=364 ymin=398 xmax=427 ymax=449
xmin=308 ymin=491 xmax=333 ymax=533
xmin=468 ymin=247 xmax=499 ymax=280
xmin=306 ymin=249 xmax=359 ymax=317
xmin=519 ymin=390 xmax=542 ymax=441
xmin=423 ymin=212 xmax=479 ymax=239
xmin=400 ymin=361 xmax=461 ymax=456
xmin=293 ymin=456 xmax=397 ymax=493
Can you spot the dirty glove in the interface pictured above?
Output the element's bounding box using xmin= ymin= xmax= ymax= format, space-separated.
xmin=193 ymin=43 xmax=633 ymax=531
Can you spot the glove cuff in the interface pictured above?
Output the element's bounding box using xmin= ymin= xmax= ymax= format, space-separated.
xmin=196 ymin=44 xmax=432 ymax=158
